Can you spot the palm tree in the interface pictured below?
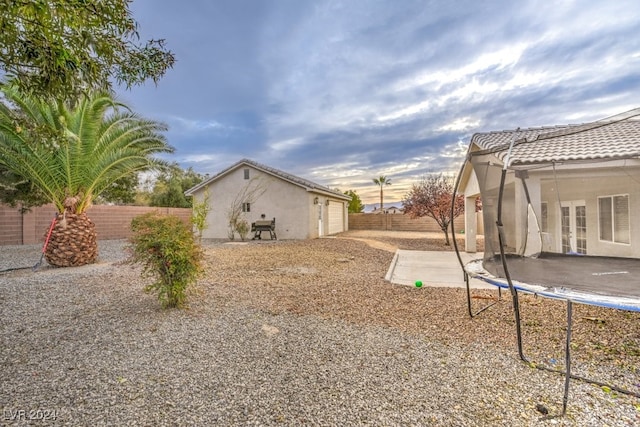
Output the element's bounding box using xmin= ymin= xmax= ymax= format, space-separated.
xmin=372 ymin=175 xmax=392 ymax=212
xmin=0 ymin=86 xmax=173 ymax=267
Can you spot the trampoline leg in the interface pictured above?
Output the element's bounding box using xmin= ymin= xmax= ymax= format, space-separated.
xmin=511 ymin=289 xmax=528 ymax=362
xmin=465 ymin=273 xmax=473 ymax=317
xmin=465 ymin=272 xmax=502 ymax=318
xmin=516 ymin=296 xmax=639 ymax=418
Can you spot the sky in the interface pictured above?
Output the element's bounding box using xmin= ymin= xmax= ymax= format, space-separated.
xmin=117 ymin=0 xmax=640 ymax=204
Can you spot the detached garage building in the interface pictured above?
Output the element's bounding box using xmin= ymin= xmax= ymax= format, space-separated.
xmin=185 ymin=159 xmax=350 ymax=239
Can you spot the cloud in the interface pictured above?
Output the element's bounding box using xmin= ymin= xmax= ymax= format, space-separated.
xmin=120 ymin=0 xmax=640 ymax=203
xmin=268 ymin=137 xmax=305 ymax=152
xmin=170 ymin=116 xmax=229 ymax=132
xmin=438 ymin=118 xmax=481 ymax=133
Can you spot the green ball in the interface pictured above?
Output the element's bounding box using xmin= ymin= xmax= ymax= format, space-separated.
xmin=415 ymin=280 xmax=423 ymax=288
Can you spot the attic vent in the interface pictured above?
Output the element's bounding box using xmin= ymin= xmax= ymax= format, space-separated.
xmin=244 ymin=168 xmax=250 ymax=179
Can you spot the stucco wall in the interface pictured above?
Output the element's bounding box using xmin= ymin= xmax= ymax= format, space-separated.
xmin=307 ymin=196 xmax=348 ymax=238
xmin=539 ymin=172 xmax=640 ymax=258
xmin=191 ymin=165 xmax=350 ymax=240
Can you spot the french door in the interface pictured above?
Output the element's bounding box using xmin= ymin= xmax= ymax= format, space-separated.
xmin=560 ymin=201 xmax=586 ymax=254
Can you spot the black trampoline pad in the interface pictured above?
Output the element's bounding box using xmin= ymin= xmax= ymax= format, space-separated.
xmin=482 ymin=253 xmax=640 ymax=299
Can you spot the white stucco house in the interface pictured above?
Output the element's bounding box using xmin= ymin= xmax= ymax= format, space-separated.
xmin=385 ymin=206 xmax=403 ymax=214
xmin=371 ymin=205 xmax=402 ymax=214
xmin=458 ymin=112 xmax=640 ymax=257
xmin=184 ymin=158 xmax=351 ymax=239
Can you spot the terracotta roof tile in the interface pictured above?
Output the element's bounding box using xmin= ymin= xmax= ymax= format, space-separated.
xmin=470 ymin=117 xmax=640 ymax=166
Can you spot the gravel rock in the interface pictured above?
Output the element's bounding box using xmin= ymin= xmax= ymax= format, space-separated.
xmin=1 ymin=234 xmax=638 ymax=426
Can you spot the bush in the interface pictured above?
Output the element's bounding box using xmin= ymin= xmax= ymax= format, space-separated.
xmin=128 ymin=212 xmax=203 ymax=308
xmin=235 ymin=219 xmax=250 ymax=241
xmin=191 ymin=188 xmax=211 ymax=242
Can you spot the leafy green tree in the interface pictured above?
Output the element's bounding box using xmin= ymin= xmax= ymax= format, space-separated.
xmin=149 ymin=179 xmax=187 ymax=208
xmin=372 ymin=175 xmax=392 ymax=211
xmin=344 ymin=189 xmax=364 ymax=213
xmin=0 ymin=1 xmax=174 ymax=209
xmin=95 ymin=173 xmax=139 ymax=205
xmin=0 ymin=167 xmax=48 ymax=211
xmin=0 ymin=86 xmax=172 ymax=266
xmin=149 ymin=164 xmax=204 ymax=208
xmin=0 ymin=0 xmax=175 ymax=99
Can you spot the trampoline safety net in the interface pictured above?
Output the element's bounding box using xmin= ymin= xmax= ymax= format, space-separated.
xmin=465 ymin=117 xmax=640 ymax=306
xmin=453 ymin=112 xmax=640 ymax=414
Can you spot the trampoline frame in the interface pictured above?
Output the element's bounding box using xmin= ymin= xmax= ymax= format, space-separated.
xmin=452 ymin=140 xmax=640 ymax=417
xmin=462 ymin=265 xmax=640 ymax=410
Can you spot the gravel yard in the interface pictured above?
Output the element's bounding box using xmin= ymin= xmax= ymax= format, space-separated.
xmin=1 ymin=231 xmax=639 ymax=426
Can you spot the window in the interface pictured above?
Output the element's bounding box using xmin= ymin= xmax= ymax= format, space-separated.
xmin=540 ymin=202 xmax=548 ymax=232
xmin=598 ymin=195 xmax=630 ymax=244
xmin=244 ymin=168 xmax=250 ymax=179
xmin=242 ymin=202 xmax=250 ymax=213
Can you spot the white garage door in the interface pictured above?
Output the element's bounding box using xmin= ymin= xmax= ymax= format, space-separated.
xmin=327 ymin=201 xmax=344 ymax=235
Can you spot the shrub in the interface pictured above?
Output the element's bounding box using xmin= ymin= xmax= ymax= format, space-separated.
xmin=235 ymin=219 xmax=250 ymax=241
xmin=191 ymin=188 xmax=211 ymax=242
xmin=128 ymin=212 xmax=203 ymax=308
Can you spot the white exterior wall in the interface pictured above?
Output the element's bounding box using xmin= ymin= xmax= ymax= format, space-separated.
xmin=537 ymin=169 xmax=640 ymax=258
xmin=462 ymin=159 xmax=640 ymax=258
xmin=191 ymin=165 xmax=348 ymax=240
xmin=307 ymin=196 xmax=348 ymax=238
xmin=309 ymin=195 xmax=322 ymax=238
xmin=463 ymin=170 xmax=480 ymax=253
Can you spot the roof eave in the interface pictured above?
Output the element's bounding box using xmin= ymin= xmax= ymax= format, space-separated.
xmin=184 ymin=158 xmax=350 ymax=200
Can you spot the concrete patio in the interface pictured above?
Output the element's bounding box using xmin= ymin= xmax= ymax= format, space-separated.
xmin=385 ymin=250 xmax=493 ymax=289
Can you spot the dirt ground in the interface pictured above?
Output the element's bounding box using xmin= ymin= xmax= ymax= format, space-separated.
xmin=336 ymin=229 xmax=484 ymax=252
xmin=197 ymin=231 xmax=640 ymax=399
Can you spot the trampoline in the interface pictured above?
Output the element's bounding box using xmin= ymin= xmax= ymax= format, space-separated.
xmin=452 ymin=109 xmax=640 ymax=416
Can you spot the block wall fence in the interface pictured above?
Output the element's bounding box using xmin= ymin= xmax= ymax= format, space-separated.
xmin=0 ymin=204 xmax=192 ymax=246
xmin=347 ymin=212 xmax=483 ymax=234
xmin=1 ymin=204 xmax=482 ymax=246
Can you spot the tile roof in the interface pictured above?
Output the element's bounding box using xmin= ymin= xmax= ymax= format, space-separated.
xmin=185 ymin=158 xmax=351 ymax=200
xmin=470 ymin=114 xmax=640 ymax=166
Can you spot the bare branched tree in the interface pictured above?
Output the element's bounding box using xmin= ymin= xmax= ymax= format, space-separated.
xmin=402 ymin=173 xmax=464 ymax=245
xmin=226 ymin=177 xmax=267 ymax=240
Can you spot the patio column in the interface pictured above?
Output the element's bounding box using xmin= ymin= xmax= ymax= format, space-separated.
xmin=464 ymin=195 xmax=477 ymax=253
xmin=514 ymin=177 xmax=527 ymax=252
xmin=515 ymin=174 xmax=542 ymax=254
